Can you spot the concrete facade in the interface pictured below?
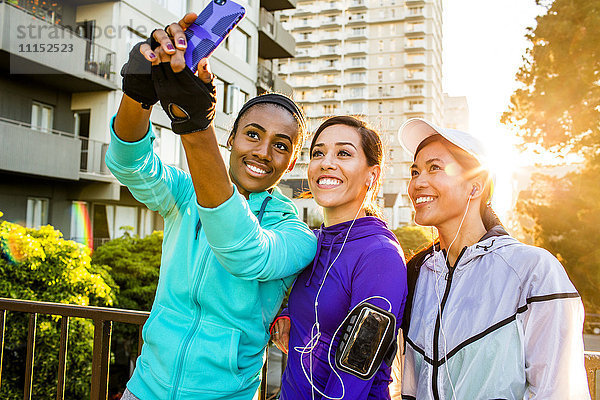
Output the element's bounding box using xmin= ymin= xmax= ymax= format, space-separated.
xmin=0 ymin=0 xmax=296 ymax=247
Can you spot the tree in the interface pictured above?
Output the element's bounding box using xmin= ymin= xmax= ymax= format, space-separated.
xmin=516 ymin=160 xmax=600 ymax=314
xmin=90 ymin=231 xmax=162 ymax=395
xmin=503 ymin=0 xmax=600 ymax=315
xmin=393 ymin=225 xmax=435 ymax=260
xmin=502 ymin=0 xmax=600 ymax=158
xmin=0 ymin=212 xmax=115 ymax=399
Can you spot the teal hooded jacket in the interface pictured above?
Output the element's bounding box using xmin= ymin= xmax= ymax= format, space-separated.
xmin=105 ymin=117 xmax=317 ymax=400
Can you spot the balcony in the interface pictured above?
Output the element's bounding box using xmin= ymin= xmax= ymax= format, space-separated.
xmin=257 ymin=63 xmax=293 ymax=95
xmin=406 ymin=38 xmax=426 ymax=51
xmin=405 ymin=103 xmax=426 ymax=114
xmin=405 ymin=54 xmax=426 ymax=67
xmin=406 ymin=70 xmax=426 ymax=81
xmin=319 ymin=47 xmax=341 ymax=57
xmin=348 ymin=0 xmax=368 ymax=11
xmin=347 ymin=14 xmax=368 ymax=25
xmin=0 ymin=116 xmax=81 ymax=181
xmin=294 ymin=3 xmax=318 ymax=16
xmin=0 ymin=1 xmax=118 ymax=92
xmin=345 ymin=44 xmax=368 ymax=55
xmin=260 ymin=0 xmax=297 ymax=12
xmin=346 ymin=29 xmax=368 ymax=40
xmin=79 ymin=137 xmax=114 ymax=182
xmin=320 ymin=16 xmax=342 ymax=27
xmin=321 ymin=1 xmax=343 ymax=12
xmin=345 ymin=61 xmax=368 ymax=70
xmin=405 ymin=23 xmax=426 ymax=36
xmin=319 ymin=33 xmax=342 ymax=43
xmin=259 ymin=8 xmax=296 ymax=59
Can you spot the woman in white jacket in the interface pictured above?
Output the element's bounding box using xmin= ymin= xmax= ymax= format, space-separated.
xmin=397 ymin=118 xmax=590 ymax=399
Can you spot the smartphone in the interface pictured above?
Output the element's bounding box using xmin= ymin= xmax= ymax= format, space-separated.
xmin=184 ymin=0 xmax=246 ymax=73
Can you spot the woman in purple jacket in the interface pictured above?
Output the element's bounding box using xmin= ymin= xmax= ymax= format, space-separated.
xmin=271 ymin=116 xmax=408 ymax=399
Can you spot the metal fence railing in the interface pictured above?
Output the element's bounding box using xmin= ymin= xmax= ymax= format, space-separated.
xmin=0 ymin=298 xmax=277 ymax=400
xmin=0 ymin=298 xmax=148 ymax=400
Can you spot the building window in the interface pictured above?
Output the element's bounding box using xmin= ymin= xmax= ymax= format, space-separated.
xmin=226 ymin=28 xmax=250 ymax=63
xmin=408 ymin=100 xmax=424 ymax=111
xmin=153 ymin=0 xmax=187 ymax=16
xmin=298 ymin=61 xmax=311 ymax=71
xmin=26 ymin=198 xmax=49 ymax=228
xmin=378 ymin=71 xmax=383 ymax=82
xmin=351 ymin=102 xmax=365 ymax=114
xmin=153 ymin=126 xmax=181 ymax=167
xmin=227 ymin=86 xmax=249 ymax=114
xmin=214 ymin=76 xmax=226 ymax=113
xmin=31 ymin=102 xmax=54 ymax=133
xmin=351 ymin=87 xmax=364 ymax=98
xmin=351 ymin=57 xmax=366 ymax=67
xmin=351 ymin=27 xmax=365 ymax=36
xmin=350 ymin=72 xmax=366 ymax=82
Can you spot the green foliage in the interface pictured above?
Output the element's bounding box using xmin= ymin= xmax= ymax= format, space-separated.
xmin=393 ymin=225 xmax=435 ymax=260
xmin=91 ymin=231 xmax=162 ymax=394
xmin=517 ymin=158 xmax=600 ymax=314
xmin=0 ymin=218 xmax=114 ymax=400
xmin=503 ymin=0 xmax=600 ymax=314
xmin=502 ymin=0 xmax=600 ymax=158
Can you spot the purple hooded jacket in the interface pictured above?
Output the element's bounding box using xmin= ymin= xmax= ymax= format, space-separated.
xmin=280 ymin=217 xmax=408 ymax=399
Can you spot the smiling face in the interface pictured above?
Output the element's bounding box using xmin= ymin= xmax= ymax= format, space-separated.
xmin=227 ymin=104 xmax=300 ymax=198
xmin=408 ymin=140 xmax=475 ymax=227
xmin=308 ymin=124 xmax=378 ymax=222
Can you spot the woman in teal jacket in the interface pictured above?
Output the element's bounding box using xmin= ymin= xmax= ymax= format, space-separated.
xmin=108 ymin=14 xmax=317 ymax=400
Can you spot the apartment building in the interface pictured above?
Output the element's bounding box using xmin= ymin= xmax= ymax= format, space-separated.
xmin=443 ymin=93 xmax=469 ymax=131
xmin=0 ymin=0 xmax=296 ymax=247
xmin=278 ymin=0 xmax=443 ymax=228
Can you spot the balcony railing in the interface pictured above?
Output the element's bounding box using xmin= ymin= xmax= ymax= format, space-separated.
xmin=0 ymin=298 xmax=149 ymax=400
xmin=1 ymin=0 xmax=117 ymax=88
xmin=80 ymin=137 xmax=111 ymax=176
xmin=0 ymin=298 xmax=597 ymax=399
xmin=0 ymin=298 xmax=280 ymax=400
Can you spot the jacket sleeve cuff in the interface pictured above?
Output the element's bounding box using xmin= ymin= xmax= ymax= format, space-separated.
xmin=196 ymin=186 xmax=255 ymax=248
xmin=106 ymin=114 xmax=155 ymax=166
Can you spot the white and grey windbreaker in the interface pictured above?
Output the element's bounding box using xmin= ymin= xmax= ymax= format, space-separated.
xmin=402 ymin=227 xmax=590 ymax=400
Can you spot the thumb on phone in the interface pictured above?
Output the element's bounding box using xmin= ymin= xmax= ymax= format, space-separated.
xmin=197 ymin=58 xmax=213 ymax=84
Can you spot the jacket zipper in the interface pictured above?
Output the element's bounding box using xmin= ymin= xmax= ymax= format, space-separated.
xmin=170 ymin=248 xmax=210 ymax=400
xmin=432 ymin=247 xmax=466 ymax=400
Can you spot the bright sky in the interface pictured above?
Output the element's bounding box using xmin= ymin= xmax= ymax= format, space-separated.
xmin=441 ymin=0 xmax=546 ymax=219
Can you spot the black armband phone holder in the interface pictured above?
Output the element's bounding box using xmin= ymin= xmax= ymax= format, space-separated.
xmin=335 ymin=303 xmax=397 ymax=380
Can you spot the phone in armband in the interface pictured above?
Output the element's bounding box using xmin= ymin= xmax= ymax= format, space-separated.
xmin=185 ymin=0 xmax=246 ymax=73
xmin=335 ymin=302 xmax=398 ymax=380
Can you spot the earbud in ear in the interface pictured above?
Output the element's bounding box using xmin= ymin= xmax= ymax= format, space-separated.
xmin=470 ymin=185 xmax=478 ymax=197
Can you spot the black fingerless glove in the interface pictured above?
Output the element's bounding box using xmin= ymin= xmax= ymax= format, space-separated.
xmin=121 ymin=39 xmax=158 ymax=109
xmin=152 ymin=62 xmax=217 ymax=135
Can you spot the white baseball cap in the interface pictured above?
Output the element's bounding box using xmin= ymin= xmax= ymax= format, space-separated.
xmin=399 ymin=118 xmax=489 ymax=165
xmin=399 ymin=118 xmax=495 ymax=200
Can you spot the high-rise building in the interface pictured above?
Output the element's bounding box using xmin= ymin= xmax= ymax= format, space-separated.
xmin=0 ymin=0 xmax=297 ymax=247
xmin=278 ymin=0 xmax=443 ymax=228
xmin=443 ymin=93 xmax=469 ymax=131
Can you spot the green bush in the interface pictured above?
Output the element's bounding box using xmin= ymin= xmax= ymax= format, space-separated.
xmin=0 ymin=213 xmax=115 ymax=400
xmin=393 ymin=225 xmax=435 ymax=260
